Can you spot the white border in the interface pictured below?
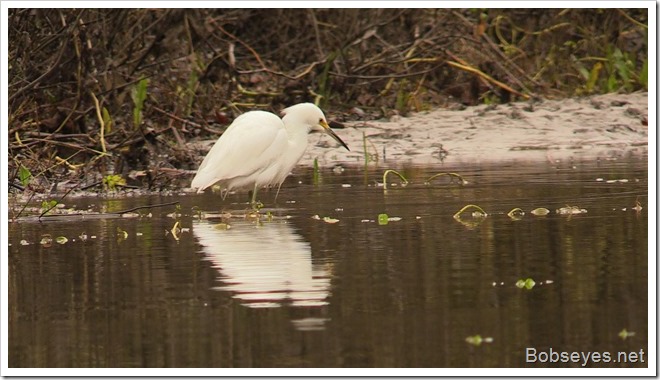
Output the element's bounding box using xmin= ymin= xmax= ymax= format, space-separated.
xmin=1 ymin=1 xmax=656 ymax=377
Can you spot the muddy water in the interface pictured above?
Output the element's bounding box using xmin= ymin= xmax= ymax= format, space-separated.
xmin=8 ymin=158 xmax=648 ymax=368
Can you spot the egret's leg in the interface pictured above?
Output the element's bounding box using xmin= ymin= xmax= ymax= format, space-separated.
xmin=274 ymin=182 xmax=283 ymax=203
xmin=250 ymin=183 xmax=259 ymax=206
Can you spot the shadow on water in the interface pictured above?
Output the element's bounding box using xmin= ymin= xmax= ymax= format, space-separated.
xmin=8 ymin=158 xmax=649 ymax=368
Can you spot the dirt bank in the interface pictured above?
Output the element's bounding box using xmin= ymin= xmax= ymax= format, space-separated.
xmin=302 ymin=92 xmax=649 ymax=167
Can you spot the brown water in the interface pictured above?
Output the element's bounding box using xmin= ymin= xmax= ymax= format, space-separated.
xmin=8 ymin=158 xmax=648 ymax=368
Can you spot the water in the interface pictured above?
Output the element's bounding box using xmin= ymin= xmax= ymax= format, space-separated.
xmin=8 ymin=158 xmax=649 ymax=368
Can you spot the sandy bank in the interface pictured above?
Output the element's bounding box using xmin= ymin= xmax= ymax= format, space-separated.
xmin=303 ymin=92 xmax=649 ymax=167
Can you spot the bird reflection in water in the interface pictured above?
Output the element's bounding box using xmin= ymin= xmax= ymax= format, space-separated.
xmin=194 ymin=220 xmax=332 ymax=310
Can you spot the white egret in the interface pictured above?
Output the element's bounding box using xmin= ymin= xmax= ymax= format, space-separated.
xmin=191 ymin=103 xmax=349 ymax=203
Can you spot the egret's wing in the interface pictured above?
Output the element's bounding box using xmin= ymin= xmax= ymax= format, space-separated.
xmin=191 ymin=111 xmax=288 ymax=192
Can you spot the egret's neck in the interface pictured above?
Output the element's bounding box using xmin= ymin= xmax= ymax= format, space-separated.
xmin=282 ymin=116 xmax=313 ymax=165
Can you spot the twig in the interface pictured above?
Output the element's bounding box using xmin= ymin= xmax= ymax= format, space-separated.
xmin=9 ymin=182 xmax=25 ymax=191
xmin=90 ymin=91 xmax=107 ymax=154
xmin=213 ymin=19 xmax=267 ymax=70
xmin=446 ymin=60 xmax=530 ymax=100
xmin=616 ymin=9 xmax=648 ymax=29
xmin=114 ymin=201 xmax=180 ymax=215
xmin=308 ymin=9 xmax=325 ymax=60
xmin=38 ymin=183 xmax=80 ymax=220
xmin=13 ymin=137 xmax=107 ymax=156
xmin=12 ymin=190 xmax=36 ymax=222
xmin=235 ymin=60 xmax=325 ymax=81
xmin=8 ymin=38 xmax=68 ymax=103
xmin=329 ymin=66 xmax=440 ymax=80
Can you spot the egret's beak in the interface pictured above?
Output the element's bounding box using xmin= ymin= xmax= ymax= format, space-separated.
xmin=320 ymin=120 xmax=350 ymax=151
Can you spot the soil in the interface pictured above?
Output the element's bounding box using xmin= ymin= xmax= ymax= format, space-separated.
xmin=295 ymin=91 xmax=649 ymax=168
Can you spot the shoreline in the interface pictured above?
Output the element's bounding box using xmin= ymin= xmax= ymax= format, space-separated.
xmin=301 ymin=92 xmax=648 ymax=167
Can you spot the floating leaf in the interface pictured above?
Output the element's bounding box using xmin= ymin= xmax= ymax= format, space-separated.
xmin=170 ymin=222 xmax=181 ymax=241
xmin=466 ymin=335 xmax=493 ymax=346
xmin=618 ymin=328 xmax=636 ymax=340
xmin=40 ymin=235 xmax=53 ymax=246
xmin=515 ymin=278 xmax=536 ymax=290
xmin=55 ymin=236 xmax=68 ymax=244
xmin=116 ymin=227 xmax=128 ymax=240
xmin=378 ymin=213 xmax=389 ymax=225
xmin=556 ymin=205 xmax=587 ymax=215
xmin=507 ymin=208 xmax=525 ymax=219
xmin=531 ymin=208 xmax=550 ymax=216
xmin=323 ymin=217 xmax=340 ymax=224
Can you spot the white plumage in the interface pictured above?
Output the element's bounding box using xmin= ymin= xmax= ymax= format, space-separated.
xmin=191 ymin=103 xmax=349 ymax=203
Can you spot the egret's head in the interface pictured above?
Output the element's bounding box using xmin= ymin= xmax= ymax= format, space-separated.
xmin=281 ymin=103 xmax=350 ymax=151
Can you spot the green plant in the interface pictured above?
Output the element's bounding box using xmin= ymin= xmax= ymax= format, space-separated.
xmin=132 ymin=77 xmax=149 ymax=129
xmin=516 ymin=278 xmax=536 ymax=290
xmin=317 ymin=50 xmax=338 ymax=108
xmin=102 ymin=106 xmax=113 ymax=134
xmin=18 ymin=165 xmax=32 ymax=187
xmin=378 ymin=213 xmax=389 ymax=225
xmin=103 ymin=174 xmax=126 ymax=192
xmin=40 ymin=200 xmax=57 ymax=214
xmin=312 ymin=157 xmax=320 ymax=185
xmin=395 ymin=79 xmax=411 ymax=115
xmin=382 ymin=169 xmax=409 ymax=190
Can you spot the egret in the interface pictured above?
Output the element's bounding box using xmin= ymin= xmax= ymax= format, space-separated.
xmin=191 ymin=103 xmax=349 ymax=204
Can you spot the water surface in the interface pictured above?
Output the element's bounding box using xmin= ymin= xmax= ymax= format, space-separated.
xmin=8 ymin=158 xmax=648 ymax=368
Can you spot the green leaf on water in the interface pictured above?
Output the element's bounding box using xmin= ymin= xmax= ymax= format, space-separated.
xmin=530 ymin=207 xmax=550 ymax=216
xmin=56 ymin=236 xmax=68 ymax=244
xmin=39 ymin=234 xmax=53 ymax=246
xmin=618 ymin=328 xmax=635 ymax=340
xmin=515 ymin=278 xmax=536 ymax=290
xmin=378 ymin=213 xmax=389 ymax=225
xmin=465 ymin=334 xmax=493 ymax=346
xmin=116 ymin=227 xmax=128 ymax=240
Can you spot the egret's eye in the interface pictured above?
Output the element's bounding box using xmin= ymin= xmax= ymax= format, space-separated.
xmin=319 ymin=118 xmax=324 ymax=123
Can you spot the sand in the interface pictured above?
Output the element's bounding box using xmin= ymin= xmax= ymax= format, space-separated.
xmin=302 ymin=92 xmax=649 ymax=167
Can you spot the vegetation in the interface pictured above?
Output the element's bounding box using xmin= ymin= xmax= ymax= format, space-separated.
xmin=8 ymin=9 xmax=648 ymax=193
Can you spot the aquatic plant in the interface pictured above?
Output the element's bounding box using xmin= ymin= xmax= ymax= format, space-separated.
xmin=453 ymin=204 xmax=487 ymax=219
xmin=425 ymin=172 xmax=468 ymax=186
xmin=515 ymin=278 xmax=536 ymax=290
xmin=506 ymin=207 xmax=525 ymax=219
xmin=465 ymin=335 xmax=493 ymax=346
xmin=382 ymin=169 xmax=409 ymax=190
